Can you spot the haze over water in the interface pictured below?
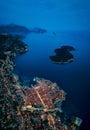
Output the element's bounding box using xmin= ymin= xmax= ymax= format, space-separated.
xmin=0 ymin=0 xmax=90 ymax=130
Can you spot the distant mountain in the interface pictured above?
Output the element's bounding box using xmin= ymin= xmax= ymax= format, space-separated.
xmin=0 ymin=24 xmax=30 ymax=37
xmin=0 ymin=24 xmax=47 ymax=37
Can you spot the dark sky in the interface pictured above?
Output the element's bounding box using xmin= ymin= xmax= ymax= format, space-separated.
xmin=0 ymin=0 xmax=90 ymax=30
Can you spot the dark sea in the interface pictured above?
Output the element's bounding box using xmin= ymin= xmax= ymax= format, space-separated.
xmin=15 ymin=31 xmax=90 ymax=130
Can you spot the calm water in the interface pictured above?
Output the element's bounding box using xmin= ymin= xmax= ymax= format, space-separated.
xmin=15 ymin=31 xmax=90 ymax=130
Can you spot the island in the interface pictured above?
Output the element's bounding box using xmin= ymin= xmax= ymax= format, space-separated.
xmin=50 ymin=45 xmax=75 ymax=64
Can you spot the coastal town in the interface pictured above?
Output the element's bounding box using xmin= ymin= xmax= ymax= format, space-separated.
xmin=24 ymin=77 xmax=65 ymax=110
xmin=0 ymin=33 xmax=82 ymax=130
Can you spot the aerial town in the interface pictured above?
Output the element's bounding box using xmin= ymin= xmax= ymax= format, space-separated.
xmin=0 ymin=33 xmax=82 ymax=130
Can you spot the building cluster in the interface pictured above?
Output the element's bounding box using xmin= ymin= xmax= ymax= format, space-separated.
xmin=25 ymin=77 xmax=66 ymax=110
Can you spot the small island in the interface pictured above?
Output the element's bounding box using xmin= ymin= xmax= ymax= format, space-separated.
xmin=50 ymin=45 xmax=75 ymax=64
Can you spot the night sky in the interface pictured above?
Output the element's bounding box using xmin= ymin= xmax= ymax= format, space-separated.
xmin=0 ymin=0 xmax=90 ymax=31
